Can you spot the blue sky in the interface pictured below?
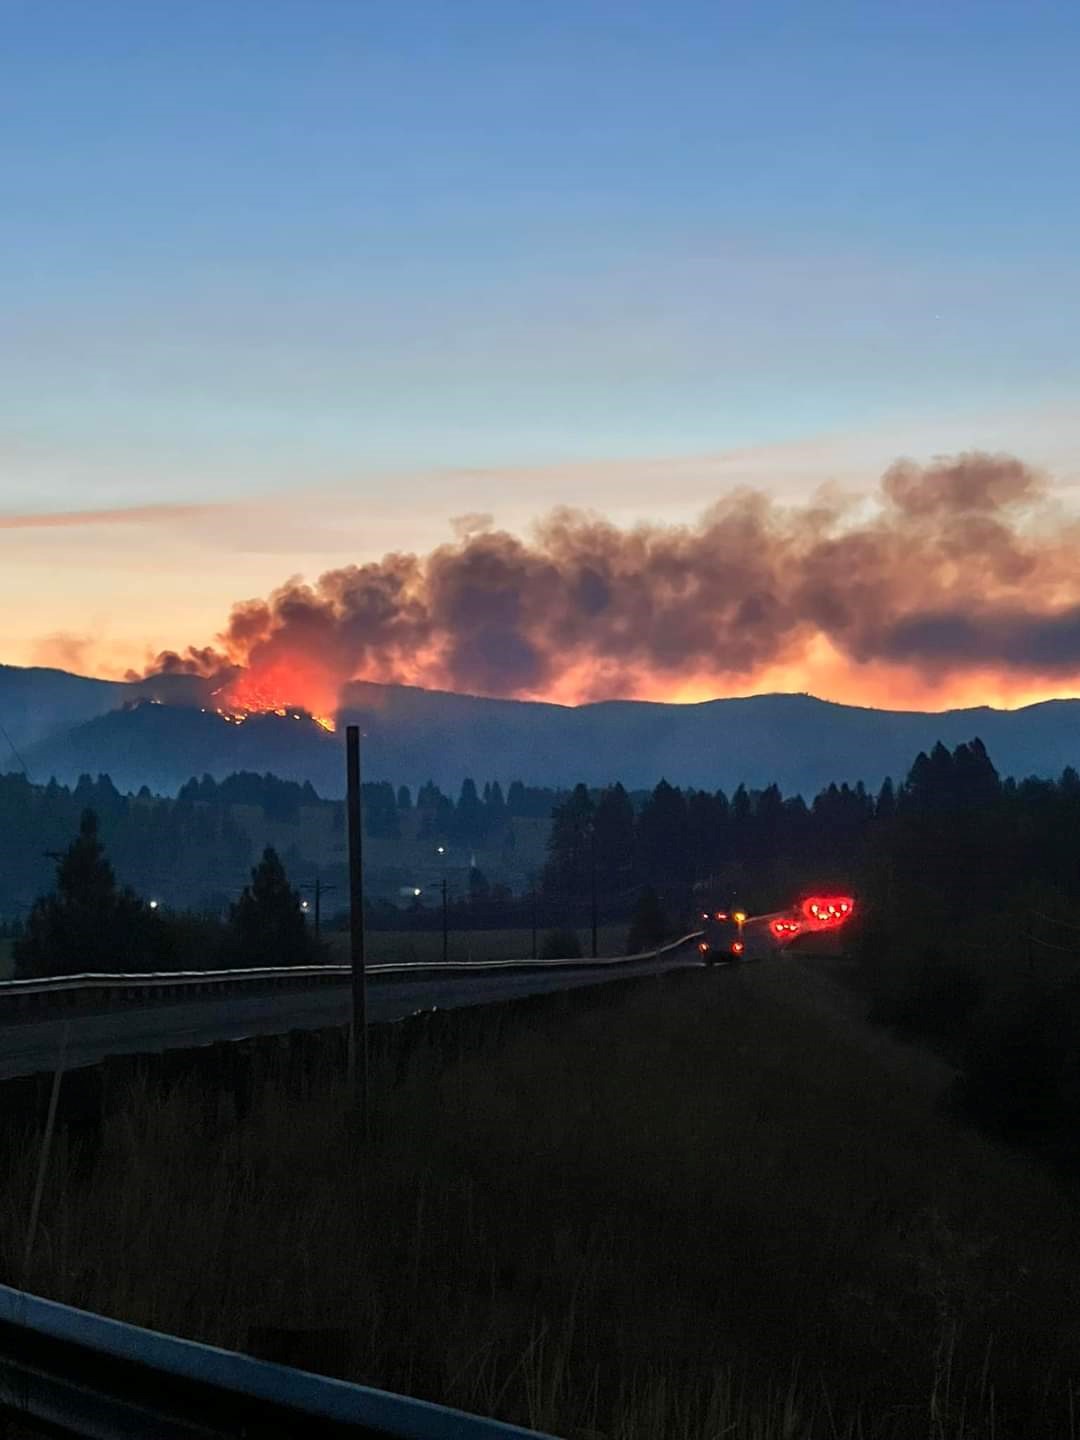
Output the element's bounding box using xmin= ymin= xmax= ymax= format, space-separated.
xmin=1 ymin=0 xmax=1079 ymax=676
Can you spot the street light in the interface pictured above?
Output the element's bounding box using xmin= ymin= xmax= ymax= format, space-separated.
xmin=148 ymin=899 xmax=159 ymax=911
xmin=437 ymin=846 xmax=448 ymax=964
xmin=299 ymin=871 xmax=337 ymax=941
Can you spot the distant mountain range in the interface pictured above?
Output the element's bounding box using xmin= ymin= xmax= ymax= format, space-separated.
xmin=2 ymin=663 xmax=1079 ymax=797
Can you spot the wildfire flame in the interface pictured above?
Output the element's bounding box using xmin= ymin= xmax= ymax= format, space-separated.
xmin=210 ymin=658 xmax=337 ymax=733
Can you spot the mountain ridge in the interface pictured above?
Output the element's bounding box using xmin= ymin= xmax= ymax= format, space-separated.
xmin=2 ymin=663 xmax=1078 ymax=797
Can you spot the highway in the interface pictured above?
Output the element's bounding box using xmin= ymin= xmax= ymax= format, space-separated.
xmin=0 ymin=945 xmax=713 ymax=1082
xmin=0 ymin=909 xmax=795 ymax=1082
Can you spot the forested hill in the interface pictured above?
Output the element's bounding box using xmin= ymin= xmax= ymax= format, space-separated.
xmin=4 ymin=736 xmax=1079 ymax=932
xmin=0 ymin=770 xmax=561 ymax=922
xmin=6 ymin=663 xmax=1080 ymax=795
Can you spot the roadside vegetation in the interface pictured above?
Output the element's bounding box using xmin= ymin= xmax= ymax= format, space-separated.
xmin=12 ymin=817 xmax=321 ymax=978
xmin=4 ymin=961 xmax=1080 ymax=1438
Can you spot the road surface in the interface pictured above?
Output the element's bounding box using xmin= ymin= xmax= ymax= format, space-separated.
xmin=0 ymin=947 xmax=714 ymax=1082
xmin=0 ymin=913 xmax=790 ymax=1082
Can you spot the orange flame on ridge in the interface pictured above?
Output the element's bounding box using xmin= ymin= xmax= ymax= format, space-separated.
xmin=213 ymin=656 xmax=338 ymax=732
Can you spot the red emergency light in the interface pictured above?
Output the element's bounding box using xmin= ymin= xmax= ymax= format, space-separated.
xmin=770 ymin=918 xmax=801 ymax=938
xmin=800 ymin=895 xmax=856 ymax=929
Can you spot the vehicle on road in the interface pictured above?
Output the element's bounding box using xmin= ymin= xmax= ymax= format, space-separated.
xmin=696 ymin=901 xmax=748 ymax=963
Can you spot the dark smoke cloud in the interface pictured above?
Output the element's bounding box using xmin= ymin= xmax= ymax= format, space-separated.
xmin=137 ymin=645 xmax=225 ymax=678
xmin=145 ymin=452 xmax=1080 ymax=705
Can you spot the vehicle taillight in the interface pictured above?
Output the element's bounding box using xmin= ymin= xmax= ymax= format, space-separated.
xmin=715 ymin=911 xmax=727 ymax=921
xmin=731 ymin=940 xmax=745 ymax=955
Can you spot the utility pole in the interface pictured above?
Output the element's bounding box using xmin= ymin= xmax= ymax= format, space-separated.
xmin=300 ymin=870 xmax=336 ymax=944
xmin=1026 ymin=917 xmax=1034 ymax=982
xmin=437 ymin=845 xmax=448 ymax=964
xmin=441 ymin=875 xmax=449 ymax=965
xmin=531 ymin=874 xmax=538 ymax=961
xmin=346 ymin=726 xmax=367 ymax=1133
xmin=312 ymin=871 xmax=338 ymax=943
xmin=590 ymin=827 xmax=598 ymax=960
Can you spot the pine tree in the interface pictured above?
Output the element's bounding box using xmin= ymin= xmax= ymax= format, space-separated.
xmin=593 ymin=783 xmax=635 ymax=890
xmin=15 ymin=809 xmax=163 ymax=977
xmin=543 ymin=784 xmax=595 ymax=896
xmin=637 ymin=780 xmax=689 ymax=883
xmin=875 ymin=777 xmax=897 ymax=822
xmin=454 ymin=778 xmax=485 ymax=844
xmin=228 ymin=847 xmax=314 ymax=967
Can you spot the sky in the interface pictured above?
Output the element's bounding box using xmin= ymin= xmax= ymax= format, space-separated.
xmin=2 ymin=0 xmax=1080 ymax=709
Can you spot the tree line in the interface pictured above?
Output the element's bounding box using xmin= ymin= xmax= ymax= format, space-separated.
xmin=14 ymin=812 xmax=320 ymax=978
xmin=0 ymin=769 xmax=568 ymax=919
xmin=543 ymin=770 xmax=881 ymax=911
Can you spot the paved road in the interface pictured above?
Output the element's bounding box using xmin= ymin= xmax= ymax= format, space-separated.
xmin=0 ymin=947 xmax=713 ymax=1081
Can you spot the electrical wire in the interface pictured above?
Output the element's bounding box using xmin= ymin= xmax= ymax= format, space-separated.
xmin=1027 ymin=932 xmax=1080 ymax=954
xmin=0 ymin=720 xmax=28 ymax=778
xmin=1031 ymin=909 xmax=1080 ymax=934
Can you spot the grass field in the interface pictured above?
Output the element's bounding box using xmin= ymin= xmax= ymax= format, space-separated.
xmin=327 ymin=922 xmax=630 ymax=966
xmin=5 ymin=958 xmax=1080 ymax=1437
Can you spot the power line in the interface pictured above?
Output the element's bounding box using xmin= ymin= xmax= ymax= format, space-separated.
xmin=1031 ymin=909 xmax=1080 ymax=935
xmin=1028 ymin=931 xmax=1080 ymax=955
xmin=0 ymin=720 xmax=28 ymax=779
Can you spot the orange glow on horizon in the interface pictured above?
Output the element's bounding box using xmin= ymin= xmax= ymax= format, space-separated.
xmin=116 ymin=632 xmax=1080 ymax=719
xmin=204 ymin=645 xmax=1080 ymax=718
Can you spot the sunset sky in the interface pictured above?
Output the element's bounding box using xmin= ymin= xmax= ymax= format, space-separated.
xmin=3 ymin=1 xmax=1080 ymax=710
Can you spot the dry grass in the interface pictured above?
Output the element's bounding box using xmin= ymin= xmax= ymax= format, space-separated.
xmin=3 ymin=959 xmax=1080 ymax=1438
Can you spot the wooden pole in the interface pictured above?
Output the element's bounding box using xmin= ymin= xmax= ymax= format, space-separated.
xmin=531 ymin=875 xmax=538 ymax=961
xmin=590 ymin=830 xmax=598 ymax=959
xmin=441 ymin=874 xmax=448 ymax=965
xmin=346 ymin=726 xmax=367 ymax=1132
xmin=24 ymin=1022 xmax=69 ymax=1284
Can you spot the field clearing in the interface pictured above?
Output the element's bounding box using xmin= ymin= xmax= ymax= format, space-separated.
xmin=326 ymin=922 xmax=629 ymax=966
xmin=5 ymin=957 xmax=1080 ymax=1437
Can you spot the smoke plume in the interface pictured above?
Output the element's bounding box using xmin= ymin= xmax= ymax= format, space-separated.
xmin=145 ymin=452 xmax=1080 ymax=713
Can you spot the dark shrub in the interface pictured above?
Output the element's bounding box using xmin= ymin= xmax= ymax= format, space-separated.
xmin=627 ymin=887 xmax=668 ymax=954
xmin=540 ymin=928 xmax=581 ymax=960
xmin=869 ymin=947 xmax=984 ymax=1053
xmin=957 ymin=1004 xmax=1058 ymax=1138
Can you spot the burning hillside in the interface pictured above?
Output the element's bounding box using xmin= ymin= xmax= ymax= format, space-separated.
xmin=210 ymin=667 xmax=336 ymax=732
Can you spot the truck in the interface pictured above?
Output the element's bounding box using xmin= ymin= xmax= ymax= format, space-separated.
xmin=696 ymin=900 xmax=748 ymax=964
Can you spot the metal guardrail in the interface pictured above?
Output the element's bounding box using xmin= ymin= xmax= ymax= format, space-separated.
xmin=0 ymin=1282 xmax=556 ymax=1438
xmin=0 ymin=933 xmax=705 ymax=1019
